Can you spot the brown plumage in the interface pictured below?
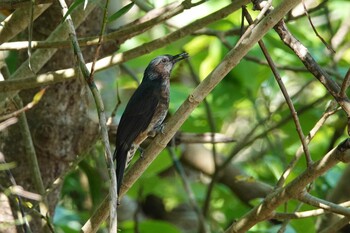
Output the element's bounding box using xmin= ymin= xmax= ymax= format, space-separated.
xmin=114 ymin=53 xmax=189 ymax=197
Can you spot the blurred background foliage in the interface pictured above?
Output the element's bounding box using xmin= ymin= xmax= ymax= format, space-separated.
xmin=2 ymin=0 xmax=350 ymax=232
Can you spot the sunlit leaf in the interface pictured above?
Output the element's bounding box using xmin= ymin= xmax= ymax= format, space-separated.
xmin=32 ymin=88 xmax=46 ymax=104
xmin=108 ymin=2 xmax=134 ymax=23
xmin=0 ymin=161 xmax=16 ymax=170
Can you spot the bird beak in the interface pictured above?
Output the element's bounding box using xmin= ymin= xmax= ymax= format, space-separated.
xmin=172 ymin=52 xmax=189 ymax=64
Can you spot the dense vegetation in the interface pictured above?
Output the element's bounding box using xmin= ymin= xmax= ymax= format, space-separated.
xmin=1 ymin=0 xmax=350 ymax=232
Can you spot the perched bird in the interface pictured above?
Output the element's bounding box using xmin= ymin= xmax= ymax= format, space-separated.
xmin=114 ymin=52 xmax=189 ymax=197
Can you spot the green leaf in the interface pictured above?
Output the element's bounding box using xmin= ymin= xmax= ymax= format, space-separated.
xmin=108 ymin=2 xmax=134 ymax=23
xmin=32 ymin=88 xmax=46 ymax=104
xmin=61 ymin=0 xmax=95 ymax=23
xmin=0 ymin=161 xmax=16 ymax=170
xmin=62 ymin=0 xmax=85 ymax=22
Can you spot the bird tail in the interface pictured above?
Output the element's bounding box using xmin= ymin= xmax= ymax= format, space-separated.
xmin=114 ymin=146 xmax=128 ymax=196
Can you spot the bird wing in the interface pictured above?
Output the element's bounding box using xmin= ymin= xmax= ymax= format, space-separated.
xmin=116 ymin=83 xmax=160 ymax=148
xmin=114 ymin=82 xmax=160 ymax=195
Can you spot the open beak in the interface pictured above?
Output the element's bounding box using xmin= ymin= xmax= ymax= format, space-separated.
xmin=172 ymin=52 xmax=189 ymax=64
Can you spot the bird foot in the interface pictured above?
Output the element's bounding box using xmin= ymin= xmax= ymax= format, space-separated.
xmin=148 ymin=124 xmax=166 ymax=137
xmin=154 ymin=123 xmax=166 ymax=134
xmin=138 ymin=147 xmax=145 ymax=158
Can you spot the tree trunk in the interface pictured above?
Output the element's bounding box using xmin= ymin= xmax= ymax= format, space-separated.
xmin=0 ymin=1 xmax=116 ymax=232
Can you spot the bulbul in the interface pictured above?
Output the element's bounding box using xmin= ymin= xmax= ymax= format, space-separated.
xmin=114 ymin=52 xmax=189 ymax=196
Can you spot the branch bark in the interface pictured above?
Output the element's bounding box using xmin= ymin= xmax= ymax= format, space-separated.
xmin=225 ymin=138 xmax=350 ymax=233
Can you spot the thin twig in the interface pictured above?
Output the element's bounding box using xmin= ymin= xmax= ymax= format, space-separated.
xmin=88 ymin=0 xmax=109 ymax=79
xmin=57 ymin=0 xmax=117 ymax=232
xmin=244 ymin=55 xmax=343 ymax=80
xmin=273 ymin=20 xmax=350 ymax=117
xmin=0 ymin=152 xmax=32 ymax=233
xmin=286 ymin=0 xmax=328 ymax=21
xmin=134 ymin=187 xmax=143 ymax=233
xmin=0 ymin=0 xmax=202 ymax=51
xmin=301 ymin=0 xmax=335 ymax=53
xmin=108 ymin=64 xmax=139 ymax=125
xmin=223 ymin=94 xmax=327 ymax=171
xmin=27 ymin=0 xmax=35 ymax=71
xmin=0 ymin=3 xmax=51 ymax=44
xmin=340 ymin=67 xmax=350 ymax=98
xmin=0 ymin=88 xmax=46 ymax=122
xmin=243 ymin=8 xmax=313 ymax=166
xmin=276 ymin=101 xmax=339 ymax=188
xmin=225 ymin=138 xmax=350 ymax=233
xmin=0 ymin=117 xmax=18 ymax=131
xmin=216 ymin=15 xmax=326 ymax=174
xmin=0 ymin=1 xmax=244 ymax=97
xmin=14 ymin=95 xmax=53 ymax=232
xmin=298 ymin=192 xmax=350 ymax=217
xmin=236 ymin=0 xmax=272 ymax=46
xmin=1 ymin=64 xmax=52 ymax=232
xmin=185 ymin=57 xmax=218 ymax=218
xmin=199 ymin=26 xmax=343 ymax=80
xmin=174 ymin=132 xmax=235 ymax=144
xmin=253 ymin=0 xmax=350 ymax=119
xmin=107 ymin=82 xmax=121 ymax=125
xmin=87 ymin=0 xmax=118 ymax=231
xmin=273 ymin=200 xmax=350 ymax=219
xmin=167 ymin=145 xmax=209 ymax=233
xmin=0 ymin=1 xmax=97 ymax=110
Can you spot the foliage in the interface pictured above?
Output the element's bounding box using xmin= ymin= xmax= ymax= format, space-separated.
xmin=1 ymin=0 xmax=350 ymax=232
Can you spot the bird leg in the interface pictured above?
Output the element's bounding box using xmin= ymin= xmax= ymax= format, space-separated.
xmin=138 ymin=147 xmax=145 ymax=158
xmin=150 ymin=123 xmax=166 ymax=136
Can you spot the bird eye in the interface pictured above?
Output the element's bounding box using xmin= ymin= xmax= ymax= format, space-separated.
xmin=161 ymin=58 xmax=167 ymax=63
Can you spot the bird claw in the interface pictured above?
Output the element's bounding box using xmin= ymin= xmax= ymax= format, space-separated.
xmin=148 ymin=123 xmax=166 ymax=137
xmin=154 ymin=123 xmax=166 ymax=134
xmin=138 ymin=147 xmax=144 ymax=158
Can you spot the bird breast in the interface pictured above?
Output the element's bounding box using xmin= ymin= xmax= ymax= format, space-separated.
xmin=149 ymin=78 xmax=170 ymax=132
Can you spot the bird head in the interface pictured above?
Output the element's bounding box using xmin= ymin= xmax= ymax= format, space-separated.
xmin=145 ymin=52 xmax=189 ymax=80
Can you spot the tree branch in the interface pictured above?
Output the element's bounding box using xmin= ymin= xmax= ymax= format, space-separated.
xmin=0 ymin=3 xmax=51 ymax=44
xmin=57 ymin=0 xmax=116 ymax=231
xmin=0 ymin=1 xmax=248 ymax=95
xmin=0 ymin=1 xmax=97 ymax=105
xmin=225 ymin=138 xmax=350 ymax=233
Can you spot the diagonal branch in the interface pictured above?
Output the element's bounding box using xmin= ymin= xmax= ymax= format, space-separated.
xmin=273 ymin=20 xmax=350 ymax=117
xmin=0 ymin=3 xmax=51 ymax=44
xmin=253 ymin=0 xmax=350 ymax=127
xmin=120 ymin=0 xmax=297 ymax=202
xmin=225 ymin=138 xmax=350 ymax=233
xmin=0 ymin=1 xmax=97 ymax=106
xmin=0 ymin=0 xmax=203 ymax=51
xmin=243 ymin=8 xmax=313 ymax=166
xmin=298 ymin=192 xmax=350 ymax=217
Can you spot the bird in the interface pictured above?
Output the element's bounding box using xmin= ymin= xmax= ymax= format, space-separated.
xmin=114 ymin=52 xmax=189 ymax=198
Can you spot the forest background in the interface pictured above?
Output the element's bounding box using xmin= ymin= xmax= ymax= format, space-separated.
xmin=1 ymin=0 xmax=350 ymax=232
